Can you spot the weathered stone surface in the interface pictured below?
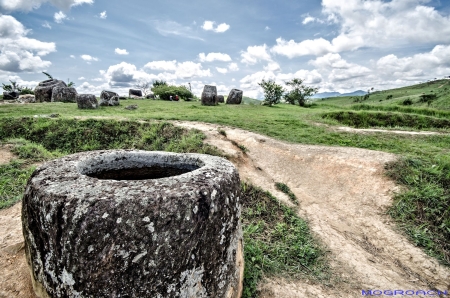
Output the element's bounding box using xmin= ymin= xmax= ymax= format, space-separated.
xmin=217 ymin=95 xmax=225 ymax=103
xmin=3 ymin=91 xmax=20 ymax=100
xmin=99 ymin=90 xmax=119 ymax=106
xmin=226 ymin=89 xmax=243 ymax=105
xmin=146 ymin=93 xmax=155 ymax=99
xmin=76 ymin=94 xmax=98 ymax=109
xmin=22 ymin=150 xmax=243 ymax=298
xmin=201 ymin=85 xmax=218 ymax=106
xmin=51 ymin=87 xmax=78 ymax=103
xmin=34 ymin=79 xmax=67 ymax=103
xmin=129 ymin=89 xmax=142 ymax=97
xmin=124 ymin=104 xmax=138 ymax=110
xmin=17 ymin=94 xmax=36 ymax=103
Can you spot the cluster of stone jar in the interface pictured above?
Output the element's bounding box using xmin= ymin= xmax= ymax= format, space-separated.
xmin=201 ymin=85 xmax=243 ymax=106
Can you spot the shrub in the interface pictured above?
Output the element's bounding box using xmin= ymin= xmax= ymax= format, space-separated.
xmin=151 ymin=85 xmax=193 ymax=101
xmin=402 ymin=98 xmax=413 ymax=105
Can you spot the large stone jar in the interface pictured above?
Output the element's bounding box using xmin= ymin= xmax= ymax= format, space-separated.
xmin=22 ymin=150 xmax=244 ymax=298
xmin=201 ymin=85 xmax=218 ymax=106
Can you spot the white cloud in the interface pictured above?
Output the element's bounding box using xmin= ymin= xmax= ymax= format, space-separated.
xmin=302 ymin=16 xmax=316 ymax=25
xmin=115 ymin=48 xmax=129 ymax=55
xmin=81 ymin=54 xmax=98 ymax=62
xmin=0 ymin=0 xmax=93 ymax=12
xmin=321 ymin=0 xmax=450 ymax=49
xmin=228 ymin=63 xmax=239 ymax=72
xmin=99 ymin=11 xmax=107 ymax=19
xmin=271 ymin=36 xmax=363 ymax=58
xmin=264 ymin=61 xmax=281 ymax=72
xmin=174 ymin=61 xmax=212 ymax=79
xmin=70 ymin=55 xmax=75 ymax=58
xmin=54 ymin=11 xmax=67 ymax=23
xmin=78 ymin=76 xmax=85 ymax=80
xmin=42 ymin=21 xmax=51 ymax=29
xmin=0 ymin=15 xmax=55 ymax=72
xmin=265 ymin=26 xmax=270 ymax=30
xmin=144 ymin=60 xmax=177 ymax=71
xmin=201 ymin=20 xmax=230 ymax=33
xmin=309 ymin=53 xmax=371 ymax=83
xmin=216 ymin=67 xmax=228 ymax=74
xmin=376 ymin=45 xmax=450 ymax=81
xmin=198 ymin=52 xmax=231 ymax=62
xmin=241 ymin=44 xmax=272 ymax=65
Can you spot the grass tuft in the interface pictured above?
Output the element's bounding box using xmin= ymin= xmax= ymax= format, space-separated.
xmin=241 ymin=182 xmax=330 ymax=297
xmin=0 ymin=160 xmax=35 ymax=209
xmin=275 ymin=182 xmax=299 ymax=205
xmin=385 ymin=155 xmax=450 ymax=266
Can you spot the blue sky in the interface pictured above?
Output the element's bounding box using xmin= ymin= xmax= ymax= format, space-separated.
xmin=1 ymin=0 xmax=450 ymax=98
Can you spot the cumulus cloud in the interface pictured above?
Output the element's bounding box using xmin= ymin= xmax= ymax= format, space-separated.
xmin=216 ymin=67 xmax=228 ymax=74
xmin=107 ymin=60 xmax=212 ymax=87
xmin=78 ymin=76 xmax=85 ymax=80
xmin=201 ymin=21 xmax=230 ymax=33
xmin=81 ymin=54 xmax=98 ymax=62
xmin=309 ymin=53 xmax=371 ymax=83
xmin=115 ymin=48 xmax=129 ymax=55
xmin=99 ymin=11 xmax=107 ymax=19
xmin=264 ymin=61 xmax=281 ymax=72
xmin=376 ymin=45 xmax=450 ymax=81
xmin=198 ymin=52 xmax=231 ymax=62
xmin=70 ymin=55 xmax=75 ymax=58
xmin=0 ymin=0 xmax=93 ymax=12
xmin=228 ymin=63 xmax=239 ymax=72
xmin=321 ymin=0 xmax=450 ymax=48
xmin=54 ymin=11 xmax=67 ymax=23
xmin=144 ymin=60 xmax=177 ymax=71
xmin=271 ymin=0 xmax=450 ymax=59
xmin=0 ymin=15 xmax=55 ymax=72
xmin=241 ymin=44 xmax=272 ymax=65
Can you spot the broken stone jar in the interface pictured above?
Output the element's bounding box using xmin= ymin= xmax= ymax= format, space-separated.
xmin=22 ymin=150 xmax=244 ymax=298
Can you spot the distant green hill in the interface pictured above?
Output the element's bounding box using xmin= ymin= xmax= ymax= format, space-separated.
xmin=319 ymin=79 xmax=450 ymax=110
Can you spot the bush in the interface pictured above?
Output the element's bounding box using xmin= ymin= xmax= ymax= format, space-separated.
xmin=402 ymin=98 xmax=413 ymax=105
xmin=419 ymin=94 xmax=437 ymax=103
xmin=151 ymin=85 xmax=193 ymax=101
xmin=258 ymin=79 xmax=284 ymax=106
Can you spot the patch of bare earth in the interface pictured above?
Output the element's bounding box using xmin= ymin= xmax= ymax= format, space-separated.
xmin=175 ymin=121 xmax=450 ymax=297
xmin=0 ymin=145 xmax=15 ymax=165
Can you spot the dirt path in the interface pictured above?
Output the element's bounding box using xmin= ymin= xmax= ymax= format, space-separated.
xmin=175 ymin=121 xmax=450 ymax=297
xmin=1 ymin=123 xmax=450 ymax=297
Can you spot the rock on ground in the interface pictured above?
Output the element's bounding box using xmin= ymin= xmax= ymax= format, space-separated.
xmin=34 ymin=80 xmax=67 ymax=103
xmin=51 ymin=87 xmax=77 ymax=103
xmin=76 ymin=94 xmax=98 ymax=109
xmin=226 ymin=89 xmax=243 ymax=105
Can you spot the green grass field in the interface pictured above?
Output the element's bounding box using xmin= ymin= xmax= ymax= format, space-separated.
xmin=1 ymin=80 xmax=449 ymax=295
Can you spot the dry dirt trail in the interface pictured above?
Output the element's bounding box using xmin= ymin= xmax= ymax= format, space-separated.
xmin=175 ymin=121 xmax=450 ymax=297
xmin=1 ymin=122 xmax=450 ymax=297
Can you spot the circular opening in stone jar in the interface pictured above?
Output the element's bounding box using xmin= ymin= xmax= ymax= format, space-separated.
xmin=78 ymin=152 xmax=203 ymax=181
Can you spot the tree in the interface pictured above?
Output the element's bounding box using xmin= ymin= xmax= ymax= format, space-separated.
xmin=135 ymin=81 xmax=152 ymax=96
xmin=283 ymin=78 xmax=318 ymax=107
xmin=258 ymin=79 xmax=284 ymax=106
xmin=152 ymin=80 xmax=167 ymax=88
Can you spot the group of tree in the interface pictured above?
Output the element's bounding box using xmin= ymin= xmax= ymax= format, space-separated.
xmin=258 ymin=78 xmax=318 ymax=107
xmin=135 ymin=80 xmax=194 ymax=101
xmin=2 ymin=80 xmax=34 ymax=95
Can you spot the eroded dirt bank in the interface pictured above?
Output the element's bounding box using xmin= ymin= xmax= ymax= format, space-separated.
xmin=175 ymin=121 xmax=450 ymax=297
